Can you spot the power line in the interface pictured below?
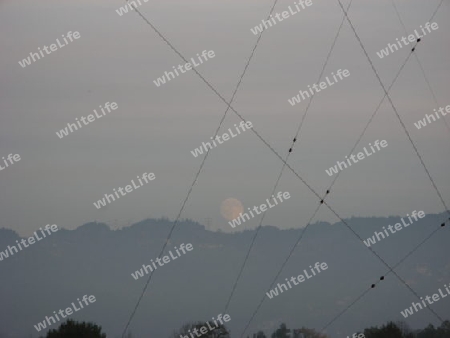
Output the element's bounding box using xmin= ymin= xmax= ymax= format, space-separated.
xmin=238 ymin=0 xmax=449 ymax=334
xmin=120 ymin=0 xmax=282 ymax=335
xmin=317 ymin=0 xmax=450 ymax=331
xmin=234 ymin=5 xmax=412 ymax=336
xmin=319 ymin=217 xmax=450 ymax=333
xmin=118 ymin=0 xmax=450 ymax=336
xmin=222 ymin=0 xmax=354 ymax=315
xmin=236 ymin=46 xmax=411 ymax=334
xmin=313 ymin=0 xmax=450 ymax=329
xmin=238 ymin=203 xmax=322 ymax=337
xmin=388 ymin=0 xmax=450 ymax=139
xmin=335 ymin=0 xmax=449 ymax=217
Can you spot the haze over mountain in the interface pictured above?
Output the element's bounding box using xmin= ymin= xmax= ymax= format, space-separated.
xmin=1 ymin=213 xmax=449 ymax=338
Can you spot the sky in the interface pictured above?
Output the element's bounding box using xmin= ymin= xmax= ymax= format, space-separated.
xmin=0 ymin=0 xmax=449 ymax=236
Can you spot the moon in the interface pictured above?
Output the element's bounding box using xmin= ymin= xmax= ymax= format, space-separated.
xmin=220 ymin=198 xmax=244 ymax=221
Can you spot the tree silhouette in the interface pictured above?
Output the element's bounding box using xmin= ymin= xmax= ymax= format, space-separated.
xmin=395 ymin=321 xmax=414 ymax=338
xmin=40 ymin=319 xmax=106 ymax=338
xmin=249 ymin=319 xmax=450 ymax=338
xmin=437 ymin=320 xmax=450 ymax=338
xmin=271 ymin=323 xmax=291 ymax=338
xmin=293 ymin=327 xmax=328 ymax=338
xmin=419 ymin=324 xmax=438 ymax=338
xmin=364 ymin=321 xmax=403 ymax=338
xmin=173 ymin=321 xmax=230 ymax=338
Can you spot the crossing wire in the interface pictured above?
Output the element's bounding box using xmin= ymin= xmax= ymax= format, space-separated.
xmin=222 ymin=0 xmax=354 ymax=314
xmin=118 ymin=0 xmax=450 ymax=336
xmin=237 ymin=0 xmax=449 ymax=335
xmin=119 ymin=0 xmax=283 ymax=335
xmin=388 ymin=0 xmax=450 ymax=139
xmin=319 ymin=217 xmax=450 ymax=333
xmin=335 ymin=0 xmax=449 ymax=217
xmin=316 ymin=0 xmax=450 ymax=333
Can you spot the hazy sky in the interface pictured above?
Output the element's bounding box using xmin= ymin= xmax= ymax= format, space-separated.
xmin=1 ymin=0 xmax=449 ymax=236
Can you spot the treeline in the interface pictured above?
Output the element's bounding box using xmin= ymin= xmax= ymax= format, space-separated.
xmin=35 ymin=319 xmax=450 ymax=338
xmin=248 ymin=321 xmax=450 ymax=338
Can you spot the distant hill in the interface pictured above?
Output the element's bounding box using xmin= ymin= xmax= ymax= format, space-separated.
xmin=0 ymin=213 xmax=449 ymax=338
